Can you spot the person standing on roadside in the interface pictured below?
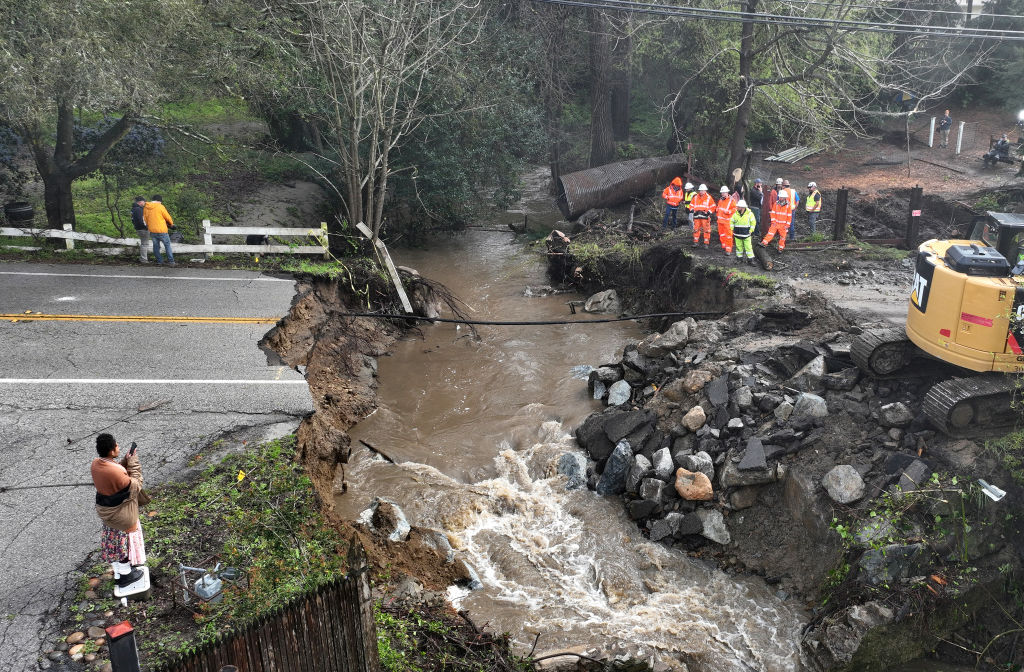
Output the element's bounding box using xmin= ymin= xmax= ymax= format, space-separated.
xmin=131 ymin=196 xmax=149 ymax=263
xmin=763 ymin=178 xmax=781 ymax=238
xmin=805 ymin=182 xmax=822 ymax=235
xmin=690 ymin=184 xmax=716 ymax=248
xmin=938 ymin=110 xmax=952 ymax=148
xmin=144 ymin=194 xmax=176 ymax=266
xmin=683 ymin=182 xmax=696 ymax=229
xmin=730 ymin=199 xmax=757 ymax=265
xmin=782 ymin=180 xmax=799 ymax=238
xmin=760 ymin=192 xmax=793 ymax=252
xmin=91 ymin=434 xmax=147 ymax=586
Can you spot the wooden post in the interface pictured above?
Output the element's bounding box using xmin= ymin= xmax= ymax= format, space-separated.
xmin=355 ymin=223 xmax=413 ymax=314
xmin=905 ymin=185 xmax=923 ymax=249
xmin=832 ymin=187 xmax=848 ymax=241
xmin=203 ymin=220 xmax=213 ymax=260
xmin=62 ymin=223 xmax=74 ymax=250
xmin=320 ymin=222 xmax=329 ymax=259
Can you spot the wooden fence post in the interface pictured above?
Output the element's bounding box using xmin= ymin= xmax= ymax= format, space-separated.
xmin=320 ymin=222 xmax=329 ymax=259
xmin=63 ymin=223 xmax=74 ymax=250
xmin=905 ymin=185 xmax=923 ymax=249
xmin=203 ymin=220 xmax=213 ymax=260
xmin=832 ymin=187 xmax=848 ymax=242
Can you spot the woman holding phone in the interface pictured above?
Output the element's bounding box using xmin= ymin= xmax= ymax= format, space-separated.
xmin=90 ymin=434 xmax=147 ymax=585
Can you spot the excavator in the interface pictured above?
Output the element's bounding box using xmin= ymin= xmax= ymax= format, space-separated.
xmin=851 ymin=212 xmax=1024 ymax=436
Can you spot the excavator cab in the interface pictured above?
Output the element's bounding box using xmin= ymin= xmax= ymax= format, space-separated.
xmin=853 ymin=211 xmax=1024 ymax=434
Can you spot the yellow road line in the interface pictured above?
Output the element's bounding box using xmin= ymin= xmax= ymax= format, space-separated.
xmin=2 ymin=313 xmax=279 ymax=325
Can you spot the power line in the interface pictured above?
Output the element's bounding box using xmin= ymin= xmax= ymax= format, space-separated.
xmin=754 ymin=0 xmax=1024 ymax=22
xmin=530 ymin=0 xmax=1024 ymax=41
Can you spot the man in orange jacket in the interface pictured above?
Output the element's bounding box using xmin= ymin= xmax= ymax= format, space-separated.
xmin=760 ymin=192 xmax=793 ymax=251
xmin=661 ymin=177 xmax=685 ymax=229
xmin=143 ymin=195 xmax=176 ymax=266
xmin=715 ymin=185 xmax=737 ymax=255
xmin=689 ymin=184 xmax=716 ymax=248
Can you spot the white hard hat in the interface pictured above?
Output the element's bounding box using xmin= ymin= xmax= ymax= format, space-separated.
xmin=684 ymin=182 xmax=694 ymax=190
xmin=698 ymin=184 xmax=707 ymax=191
xmin=778 ymin=193 xmax=788 ymax=202
xmin=720 ymin=186 xmax=730 ymax=194
xmin=775 ymin=178 xmax=783 ymax=185
xmin=737 ymin=199 xmax=747 ymax=208
xmin=808 ymin=181 xmax=817 ymax=188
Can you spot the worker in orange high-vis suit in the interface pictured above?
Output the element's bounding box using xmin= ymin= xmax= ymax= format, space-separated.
xmin=689 ymin=184 xmax=716 ymax=248
xmin=760 ymin=192 xmax=793 ymax=251
xmin=661 ymin=177 xmax=685 ymax=229
xmin=715 ymin=185 xmax=737 ymax=255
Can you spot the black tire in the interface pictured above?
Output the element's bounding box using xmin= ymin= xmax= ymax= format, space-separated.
xmin=3 ymin=201 xmax=34 ymax=223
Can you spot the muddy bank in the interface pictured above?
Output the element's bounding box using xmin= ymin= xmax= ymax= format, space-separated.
xmin=559 ymin=244 xmax=1023 ymax=670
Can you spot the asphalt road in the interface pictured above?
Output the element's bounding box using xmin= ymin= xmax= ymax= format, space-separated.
xmin=0 ymin=262 xmax=313 ymax=670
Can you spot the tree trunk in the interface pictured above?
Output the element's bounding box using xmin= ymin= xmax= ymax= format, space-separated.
xmin=727 ymin=0 xmax=757 ymax=177
xmin=42 ymin=172 xmax=76 ymax=229
xmin=588 ymin=9 xmax=615 ymax=167
xmin=610 ymin=18 xmax=631 ymax=141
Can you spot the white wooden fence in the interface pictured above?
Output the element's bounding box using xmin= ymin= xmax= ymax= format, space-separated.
xmin=0 ymin=220 xmax=330 ymax=258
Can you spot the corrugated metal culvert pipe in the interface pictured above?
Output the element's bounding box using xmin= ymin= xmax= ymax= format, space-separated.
xmin=556 ymin=154 xmax=687 ymax=219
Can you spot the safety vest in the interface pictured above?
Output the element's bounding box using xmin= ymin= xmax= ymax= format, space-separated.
xmin=805 ymin=190 xmax=821 ymax=212
xmin=663 ymin=184 xmax=685 ymax=207
xmin=716 ymin=195 xmax=737 ymax=223
xmin=690 ymin=192 xmax=716 ymax=217
xmin=770 ymin=200 xmax=793 ymax=227
xmin=784 ymin=188 xmax=799 ymax=206
xmin=730 ymin=209 xmax=757 ymax=238
xmin=684 ymin=190 xmax=694 ymax=210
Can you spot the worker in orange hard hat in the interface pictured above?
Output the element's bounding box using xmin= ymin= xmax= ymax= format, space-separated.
xmin=715 ymin=185 xmax=737 ymax=256
xmin=689 ymin=184 xmax=716 ymax=248
xmin=662 ymin=177 xmax=685 ymax=229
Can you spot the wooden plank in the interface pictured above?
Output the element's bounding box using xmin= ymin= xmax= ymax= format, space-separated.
xmin=205 ymin=226 xmax=326 ymax=237
xmin=354 ymin=223 xmax=413 ymax=314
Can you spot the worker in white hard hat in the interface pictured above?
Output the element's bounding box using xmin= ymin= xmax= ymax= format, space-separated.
xmin=715 ymin=185 xmax=737 ymax=256
xmin=731 ymin=199 xmax=757 ymax=265
xmin=683 ymin=182 xmax=696 ymax=229
xmin=805 ymin=181 xmax=822 ymax=235
xmin=760 ymin=191 xmax=793 ymax=251
xmin=689 ymin=184 xmax=716 ymax=248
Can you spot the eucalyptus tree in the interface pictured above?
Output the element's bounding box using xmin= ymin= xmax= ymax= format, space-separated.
xmin=0 ymin=0 xmax=192 ymax=228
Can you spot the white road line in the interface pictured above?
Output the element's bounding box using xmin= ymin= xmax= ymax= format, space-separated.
xmin=0 ymin=271 xmax=292 ymax=282
xmin=0 ymin=378 xmax=307 ymax=385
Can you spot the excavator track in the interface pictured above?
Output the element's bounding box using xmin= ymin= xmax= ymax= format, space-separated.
xmin=923 ymin=375 xmax=1022 ymax=438
xmin=850 ymin=328 xmax=912 ymax=376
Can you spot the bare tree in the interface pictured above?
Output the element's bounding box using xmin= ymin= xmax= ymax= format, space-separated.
xmin=664 ymin=0 xmax=993 ymax=178
xmin=274 ymin=0 xmax=484 ymax=240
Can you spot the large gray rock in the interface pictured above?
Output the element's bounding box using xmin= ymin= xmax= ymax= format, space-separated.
xmin=697 ymin=508 xmax=731 ymax=544
xmin=607 ymin=380 xmax=632 ymax=406
xmin=707 ymin=374 xmax=730 ymax=407
xmin=720 ymin=460 xmax=779 ymax=488
xmin=793 ymin=393 xmax=828 ymax=418
xmin=639 ymin=477 xmax=665 ymax=503
xmin=584 ymin=289 xmax=621 ymax=314
xmin=592 ymin=380 xmax=606 ymax=400
xmin=637 ymin=320 xmax=691 ymax=357
xmin=790 ymin=355 xmax=826 ymax=390
xmin=880 ymin=402 xmax=913 ymax=428
xmin=823 ymin=367 xmax=860 ymax=391
xmin=682 ymin=406 xmax=707 ymax=432
xmin=649 ymin=512 xmax=690 ymax=542
xmin=822 ymin=465 xmax=865 ymax=504
xmin=558 ymin=452 xmax=588 ymax=491
xmin=574 ymin=413 xmax=614 ymax=460
xmin=774 ymin=401 xmax=794 ymax=421
xmin=732 ymin=386 xmax=753 ymax=410
xmin=603 ymin=409 xmax=651 ymax=443
xmin=651 ymin=447 xmax=675 ymax=481
xmin=738 ymin=437 xmax=767 ymax=471
xmin=626 ymin=454 xmax=653 ymax=494
xmin=596 ymin=441 xmax=633 ymax=495
xmin=628 ymin=499 xmax=658 ymax=520
xmin=680 ymin=451 xmax=715 ymax=482
xmin=858 ymin=543 xmax=926 ymax=585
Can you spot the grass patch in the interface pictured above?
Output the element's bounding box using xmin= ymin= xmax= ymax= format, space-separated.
xmin=117 ymin=436 xmax=350 ymax=668
xmin=985 ymin=429 xmax=1024 ymax=485
xmin=853 ymin=240 xmax=912 ymax=262
xmin=721 ymin=267 xmax=776 ymax=289
xmin=159 ymin=97 xmax=254 ymax=124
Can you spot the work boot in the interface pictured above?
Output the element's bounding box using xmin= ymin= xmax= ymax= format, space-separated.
xmin=747 ymin=258 xmax=755 ymax=266
xmin=703 ymin=242 xmax=709 ymax=249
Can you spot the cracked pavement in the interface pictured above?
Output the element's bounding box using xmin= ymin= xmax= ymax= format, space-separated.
xmin=0 ymin=262 xmax=313 ymax=670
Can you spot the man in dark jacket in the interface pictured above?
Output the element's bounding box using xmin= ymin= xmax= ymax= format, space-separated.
xmin=131 ymin=196 xmax=149 ymax=263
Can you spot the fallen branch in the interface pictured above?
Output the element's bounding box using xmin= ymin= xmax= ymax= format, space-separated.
xmin=913 ymin=157 xmax=967 ymax=174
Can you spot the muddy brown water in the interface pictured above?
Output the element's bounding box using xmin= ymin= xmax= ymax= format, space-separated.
xmin=336 ymin=230 xmax=807 ymax=670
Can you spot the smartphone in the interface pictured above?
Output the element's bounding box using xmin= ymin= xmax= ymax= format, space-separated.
xmin=129 ymin=442 xmax=138 ymax=456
